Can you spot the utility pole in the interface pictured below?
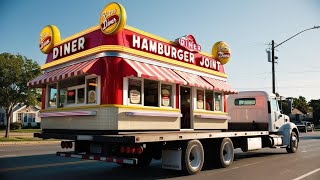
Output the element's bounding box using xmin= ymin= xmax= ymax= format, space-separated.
xmin=270 ymin=26 xmax=320 ymax=95
xmin=271 ymin=40 xmax=275 ymax=94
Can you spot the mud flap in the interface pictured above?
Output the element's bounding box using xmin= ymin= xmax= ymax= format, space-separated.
xmin=162 ymin=149 xmax=182 ymax=170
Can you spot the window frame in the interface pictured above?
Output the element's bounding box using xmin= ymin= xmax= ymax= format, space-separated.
xmin=160 ymin=82 xmax=175 ymax=108
xmin=125 ymin=77 xmax=144 ymax=106
xmin=45 ymin=75 xmax=101 ymax=109
xmin=214 ymin=91 xmax=223 ymax=112
xmin=194 ymin=88 xmax=205 ymax=110
xmin=46 ymin=82 xmax=58 ymax=109
xmin=123 ymin=77 xmax=176 ymax=108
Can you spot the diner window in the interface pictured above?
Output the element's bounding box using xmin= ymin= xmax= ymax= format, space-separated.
xmin=67 ymin=89 xmax=76 ymax=104
xmin=161 ymin=84 xmax=172 ymax=107
xmin=205 ymin=90 xmax=214 ymax=111
xmin=59 ymin=76 xmax=86 ymax=105
xmin=47 ymin=75 xmax=99 ymax=109
xmin=214 ymin=92 xmax=222 ymax=111
xmin=197 ymin=90 xmax=204 ymax=109
xmin=59 ymin=88 xmax=67 ymax=107
xmin=144 ymin=80 xmax=159 ymax=107
xmin=128 ymin=78 xmax=142 ymax=105
xmin=87 ymin=78 xmax=97 ymax=104
xmin=47 ymin=83 xmax=57 ymax=108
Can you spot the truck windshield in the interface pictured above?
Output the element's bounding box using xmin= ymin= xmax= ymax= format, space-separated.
xmin=270 ymin=98 xmax=279 ymax=112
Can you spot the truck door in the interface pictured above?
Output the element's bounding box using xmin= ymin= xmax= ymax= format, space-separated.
xmin=180 ymin=86 xmax=191 ymax=129
xmin=270 ymin=98 xmax=286 ymax=132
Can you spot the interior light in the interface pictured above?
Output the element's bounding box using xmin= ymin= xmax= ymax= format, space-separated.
xmin=89 ymin=83 xmax=97 ymax=87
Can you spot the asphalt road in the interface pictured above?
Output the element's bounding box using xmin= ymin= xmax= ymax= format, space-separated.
xmin=0 ymin=132 xmax=320 ymax=180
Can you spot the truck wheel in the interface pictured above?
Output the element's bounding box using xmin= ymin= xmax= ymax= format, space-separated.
xmin=216 ymin=138 xmax=234 ymax=168
xmin=181 ymin=140 xmax=204 ymax=175
xmin=286 ymin=131 xmax=298 ymax=153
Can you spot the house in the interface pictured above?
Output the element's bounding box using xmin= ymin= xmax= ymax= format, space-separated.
xmin=289 ymin=108 xmax=312 ymax=122
xmin=0 ymin=105 xmax=41 ymax=127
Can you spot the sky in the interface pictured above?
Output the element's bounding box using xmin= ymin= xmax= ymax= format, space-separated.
xmin=1 ymin=0 xmax=320 ymax=101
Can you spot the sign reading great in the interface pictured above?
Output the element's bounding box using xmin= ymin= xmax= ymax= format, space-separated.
xmin=39 ymin=25 xmax=60 ymax=54
xmin=100 ymin=2 xmax=127 ymax=35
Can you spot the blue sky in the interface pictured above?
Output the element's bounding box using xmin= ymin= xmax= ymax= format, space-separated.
xmin=1 ymin=0 xmax=319 ymax=100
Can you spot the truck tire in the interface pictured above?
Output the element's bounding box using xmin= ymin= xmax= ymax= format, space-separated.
xmin=181 ymin=140 xmax=204 ymax=175
xmin=286 ymin=131 xmax=298 ymax=153
xmin=216 ymin=138 xmax=234 ymax=168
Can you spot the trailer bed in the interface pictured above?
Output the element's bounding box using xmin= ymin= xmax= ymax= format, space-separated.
xmin=35 ymin=130 xmax=269 ymax=143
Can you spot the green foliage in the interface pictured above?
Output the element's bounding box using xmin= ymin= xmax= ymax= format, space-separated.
xmin=308 ymin=99 xmax=320 ymax=125
xmin=10 ymin=122 xmax=22 ymax=130
xmin=0 ymin=53 xmax=41 ymax=137
xmin=292 ymin=96 xmax=309 ymax=114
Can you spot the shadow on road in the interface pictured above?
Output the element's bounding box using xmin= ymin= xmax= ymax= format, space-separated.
xmin=234 ymin=151 xmax=287 ymax=161
xmin=299 ymin=135 xmax=320 ymax=140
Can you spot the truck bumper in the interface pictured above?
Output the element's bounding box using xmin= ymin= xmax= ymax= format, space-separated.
xmin=56 ymin=152 xmax=138 ymax=165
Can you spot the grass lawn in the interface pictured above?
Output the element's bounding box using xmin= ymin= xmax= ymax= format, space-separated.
xmin=0 ymin=129 xmax=41 ymax=133
xmin=0 ymin=137 xmax=53 ymax=142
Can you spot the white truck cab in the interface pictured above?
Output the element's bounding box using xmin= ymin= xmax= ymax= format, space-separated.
xmin=227 ymin=91 xmax=290 ymax=132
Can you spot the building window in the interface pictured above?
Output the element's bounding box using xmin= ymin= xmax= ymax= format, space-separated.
xmin=205 ymin=90 xmax=214 ymax=111
xmin=144 ymin=80 xmax=159 ymax=107
xmin=87 ymin=78 xmax=97 ymax=104
xmin=48 ymin=83 xmax=57 ymax=108
xmin=47 ymin=75 xmax=100 ymax=109
xmin=197 ymin=90 xmax=204 ymax=109
xmin=161 ymin=84 xmax=172 ymax=107
xmin=17 ymin=113 xmax=22 ymax=123
xmin=214 ymin=92 xmax=222 ymax=111
xmin=28 ymin=113 xmax=35 ymax=122
xmin=128 ymin=78 xmax=142 ymax=105
xmin=0 ymin=113 xmax=4 ymax=122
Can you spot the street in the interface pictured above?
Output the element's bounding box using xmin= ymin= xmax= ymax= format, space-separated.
xmin=0 ymin=132 xmax=320 ymax=180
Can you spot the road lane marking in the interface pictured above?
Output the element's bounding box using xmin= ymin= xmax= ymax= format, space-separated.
xmin=293 ymin=168 xmax=320 ymax=180
xmin=0 ymin=160 xmax=96 ymax=172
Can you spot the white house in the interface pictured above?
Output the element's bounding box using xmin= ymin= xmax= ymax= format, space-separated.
xmin=0 ymin=105 xmax=41 ymax=127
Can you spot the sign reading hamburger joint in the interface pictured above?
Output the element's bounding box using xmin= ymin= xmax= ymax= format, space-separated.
xmin=100 ymin=2 xmax=127 ymax=35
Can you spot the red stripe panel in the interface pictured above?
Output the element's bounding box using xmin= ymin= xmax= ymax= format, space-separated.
xmin=202 ymin=76 xmax=237 ymax=94
xmin=124 ymin=59 xmax=187 ymax=85
xmin=28 ymin=59 xmax=98 ymax=87
xmin=174 ymin=70 xmax=213 ymax=90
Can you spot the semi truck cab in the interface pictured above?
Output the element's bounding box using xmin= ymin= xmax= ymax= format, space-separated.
xmin=227 ymin=91 xmax=290 ymax=132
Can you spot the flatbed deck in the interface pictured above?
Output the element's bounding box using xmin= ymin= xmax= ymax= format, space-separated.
xmin=35 ymin=130 xmax=269 ymax=143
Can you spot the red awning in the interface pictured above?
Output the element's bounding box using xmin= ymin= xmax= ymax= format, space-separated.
xmin=202 ymin=76 xmax=237 ymax=94
xmin=124 ymin=59 xmax=187 ymax=85
xmin=173 ymin=70 xmax=213 ymax=90
xmin=28 ymin=59 xmax=99 ymax=87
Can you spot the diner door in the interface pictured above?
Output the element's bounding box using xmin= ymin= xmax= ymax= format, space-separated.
xmin=180 ymin=86 xmax=191 ymax=129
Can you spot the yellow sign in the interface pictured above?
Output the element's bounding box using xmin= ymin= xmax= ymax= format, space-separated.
xmin=100 ymin=2 xmax=127 ymax=35
xmin=39 ymin=25 xmax=60 ymax=54
xmin=212 ymin=41 xmax=231 ymax=64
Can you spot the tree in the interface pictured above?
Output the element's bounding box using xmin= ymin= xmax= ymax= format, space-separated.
xmin=0 ymin=53 xmax=41 ymax=138
xmin=292 ymin=96 xmax=309 ymax=114
xmin=308 ymin=99 xmax=320 ymax=126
